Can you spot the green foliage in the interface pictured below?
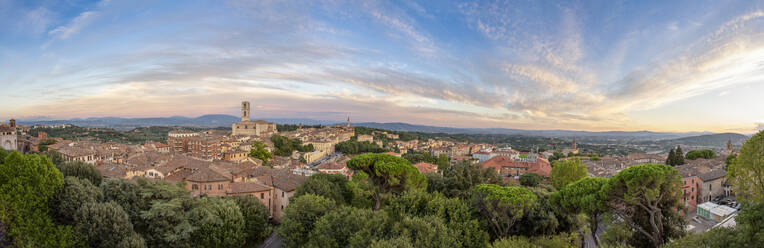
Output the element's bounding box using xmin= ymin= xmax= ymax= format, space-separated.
xmin=389 ymin=215 xmax=460 ymax=248
xmin=140 ymin=197 xmax=195 ymax=248
xmin=427 ymin=160 xmax=503 ymax=199
xmin=295 ymin=173 xmax=354 ymax=205
xmin=57 ymin=161 xmax=102 ymax=186
xmin=188 ymin=197 xmax=245 ymax=248
xmin=519 ymin=172 xmax=543 ymax=187
xmin=471 ymin=184 xmax=537 ymax=238
xmin=385 ymin=190 xmax=490 ymax=248
xmin=436 ymin=154 xmax=450 ymax=170
xmin=346 ymin=153 xmax=427 ymax=210
xmin=728 ymin=130 xmax=764 ymax=203
xmin=0 ymin=151 xmax=77 ymax=247
xmin=665 ymin=149 xmax=675 ymax=165
xmin=551 ymin=177 xmax=608 ymax=245
xmin=725 ymin=154 xmax=737 ymax=171
xmin=249 ymin=140 xmax=272 ymax=165
xmin=38 ymin=139 xmax=57 ymax=152
xmin=489 ymin=233 xmax=578 ymax=248
xmin=335 ymin=140 xmax=386 ymax=154
xmin=600 ymin=164 xmax=684 ymax=247
xmin=675 ymin=146 xmax=685 ymax=165
xmin=685 ymin=149 xmax=717 ymax=160
xmin=514 ymin=186 xmax=581 ymax=237
xmin=74 ymin=201 xmax=143 ymax=248
xmin=229 ymin=195 xmax=270 ymax=245
xmin=0 ymin=148 xmax=8 ymax=163
xmin=279 ymin=194 xmax=336 ymax=247
xmin=307 ymin=206 xmax=390 ymax=247
xmin=52 ymin=177 xmax=104 ymax=223
xmin=402 ymin=151 xmax=438 ymax=164
xmin=550 ymin=158 xmax=588 ymax=189
xmin=271 ymin=135 xmax=314 ymax=156
xmin=101 ymin=178 xmax=144 ymax=229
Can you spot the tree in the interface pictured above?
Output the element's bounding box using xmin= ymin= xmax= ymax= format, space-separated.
xmin=101 ymin=178 xmax=144 ymax=229
xmin=140 ymin=197 xmax=195 ymax=248
xmin=271 ymin=135 xmax=314 ymax=156
xmin=52 ymin=176 xmax=104 ymax=223
xmin=0 ymin=152 xmax=76 ymax=247
xmin=278 ymin=194 xmax=336 ymax=247
xmin=490 ymin=233 xmax=578 ymax=248
xmin=685 ymin=149 xmax=717 ymax=160
xmin=436 ymin=154 xmax=450 ymax=171
xmin=427 ymin=160 xmax=503 ymax=199
xmin=550 ymin=158 xmax=588 ymax=190
xmin=519 ymin=173 xmax=543 ymax=187
xmin=38 ymin=139 xmax=57 ymax=152
xmin=471 ymin=184 xmax=537 ymax=239
xmin=335 ymin=140 xmax=386 ymax=154
xmin=346 ymin=153 xmax=427 ymax=210
xmin=294 ymin=173 xmax=353 ymax=205
xmin=600 ymin=163 xmax=684 ymax=247
xmin=725 ymin=154 xmax=737 ymax=171
xmin=307 ymin=206 xmax=389 ymax=247
xmin=74 ymin=201 xmax=143 ymax=248
xmin=188 ymin=197 xmax=245 ymax=248
xmin=552 ymin=177 xmax=609 ymax=245
xmin=666 ymin=149 xmax=675 ymax=165
xmin=230 ymin=195 xmax=270 ymax=245
xmin=57 ymin=161 xmax=102 ymax=186
xmin=249 ymin=141 xmax=272 ymax=165
xmin=728 ymin=130 xmax=764 ymax=203
xmin=388 ymin=215 xmax=459 ymax=248
xmin=386 ymin=190 xmax=489 ymax=248
xmin=0 ymin=148 xmax=8 ymax=163
xmin=674 ymin=146 xmax=685 ymax=165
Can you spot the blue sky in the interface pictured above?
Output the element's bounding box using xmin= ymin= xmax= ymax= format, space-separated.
xmin=2 ymin=0 xmax=764 ymax=133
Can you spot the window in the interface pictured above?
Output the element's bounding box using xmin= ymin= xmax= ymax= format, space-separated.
xmin=261 ymin=193 xmax=264 ymax=199
xmin=692 ymin=188 xmax=694 ymax=192
xmin=218 ymin=184 xmax=223 ymax=190
xmin=281 ymin=205 xmax=283 ymax=210
xmin=709 ymin=184 xmax=712 ymax=191
xmin=282 ymin=191 xmax=285 ymax=198
xmin=192 ymin=184 xmax=198 ymax=190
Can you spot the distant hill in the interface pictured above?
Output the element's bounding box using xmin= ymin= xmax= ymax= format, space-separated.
xmin=354 ymin=122 xmax=708 ymax=140
xmin=18 ymin=115 xmax=337 ymax=131
xmin=655 ymin=133 xmax=749 ymax=147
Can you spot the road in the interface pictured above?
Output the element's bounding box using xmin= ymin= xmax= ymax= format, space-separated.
xmin=258 ymin=231 xmax=283 ymax=248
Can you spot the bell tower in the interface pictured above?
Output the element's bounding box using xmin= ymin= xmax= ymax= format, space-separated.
xmin=241 ymin=101 xmax=250 ymax=122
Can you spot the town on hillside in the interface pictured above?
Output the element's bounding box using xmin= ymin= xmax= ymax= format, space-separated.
xmin=0 ymin=101 xmax=739 ymax=233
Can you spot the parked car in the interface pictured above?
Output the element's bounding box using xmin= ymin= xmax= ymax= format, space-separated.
xmin=713 ymin=196 xmax=724 ymax=203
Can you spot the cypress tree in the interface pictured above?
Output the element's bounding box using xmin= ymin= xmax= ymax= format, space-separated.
xmin=666 ymin=149 xmax=675 ymax=166
xmin=675 ymin=146 xmax=685 ymax=165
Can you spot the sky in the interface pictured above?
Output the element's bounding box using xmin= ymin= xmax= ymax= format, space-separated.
xmin=2 ymin=0 xmax=764 ymax=133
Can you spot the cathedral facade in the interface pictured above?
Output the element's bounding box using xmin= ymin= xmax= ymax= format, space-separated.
xmin=232 ymin=101 xmax=277 ymax=136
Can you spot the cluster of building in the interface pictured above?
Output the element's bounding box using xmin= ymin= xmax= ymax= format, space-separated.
xmin=478 ymin=148 xmax=553 ymax=183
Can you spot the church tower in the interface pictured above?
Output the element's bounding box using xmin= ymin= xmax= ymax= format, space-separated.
xmin=241 ymin=101 xmax=250 ymax=122
xmin=726 ymin=139 xmax=734 ymax=154
xmin=346 ymin=115 xmax=351 ymax=127
xmin=571 ymin=139 xmax=577 ymax=150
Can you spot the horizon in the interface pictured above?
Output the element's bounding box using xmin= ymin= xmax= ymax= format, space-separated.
xmin=14 ymin=113 xmax=746 ymax=135
xmin=3 ymin=0 xmax=764 ymax=133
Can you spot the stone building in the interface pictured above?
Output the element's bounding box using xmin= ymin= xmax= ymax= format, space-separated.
xmin=232 ymin=101 xmax=277 ymax=136
xmin=0 ymin=125 xmax=17 ymax=151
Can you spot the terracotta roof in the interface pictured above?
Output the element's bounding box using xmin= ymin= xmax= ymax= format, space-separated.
xmin=271 ymin=171 xmax=306 ymax=192
xmin=481 ymin=155 xmax=552 ymax=177
xmin=57 ymin=146 xmax=97 ymax=157
xmin=412 ymin=162 xmax=438 ymax=174
xmin=186 ymin=167 xmax=230 ymax=182
xmin=699 ymin=169 xmax=726 ymax=182
xmin=227 ymin=182 xmax=272 ymax=194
